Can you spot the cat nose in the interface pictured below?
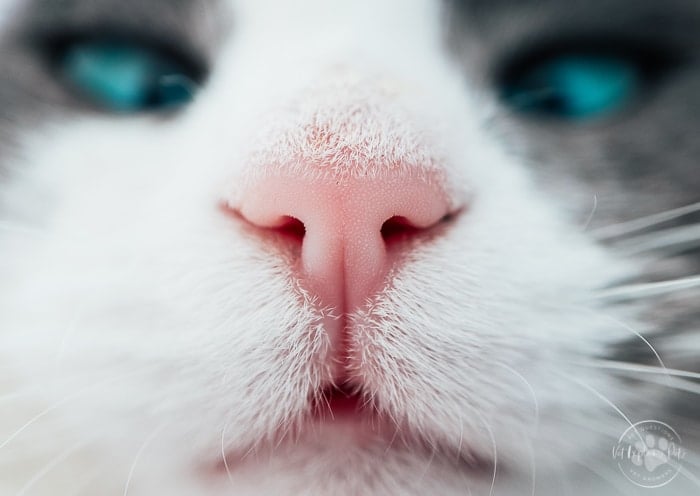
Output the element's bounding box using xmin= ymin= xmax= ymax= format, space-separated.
xmin=235 ymin=170 xmax=452 ymax=314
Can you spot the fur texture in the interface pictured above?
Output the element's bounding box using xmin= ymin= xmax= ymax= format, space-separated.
xmin=1 ymin=0 xmax=699 ymax=495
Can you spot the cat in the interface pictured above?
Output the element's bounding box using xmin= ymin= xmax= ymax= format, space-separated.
xmin=1 ymin=0 xmax=699 ymax=495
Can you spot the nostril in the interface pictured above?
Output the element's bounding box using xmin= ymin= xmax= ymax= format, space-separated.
xmin=277 ymin=216 xmax=306 ymax=244
xmin=380 ymin=212 xmax=458 ymax=247
xmin=221 ymin=203 xmax=306 ymax=246
xmin=381 ymin=216 xmax=420 ymax=244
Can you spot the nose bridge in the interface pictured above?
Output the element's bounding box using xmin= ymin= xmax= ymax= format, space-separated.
xmin=234 ymin=72 xmax=450 ymax=187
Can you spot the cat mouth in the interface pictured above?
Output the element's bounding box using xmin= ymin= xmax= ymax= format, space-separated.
xmin=310 ymin=382 xmax=367 ymax=420
xmin=211 ymin=382 xmax=495 ymax=478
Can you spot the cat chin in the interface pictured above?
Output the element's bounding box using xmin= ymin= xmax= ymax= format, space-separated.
xmin=197 ymin=439 xmax=495 ymax=496
xmin=210 ymin=413 xmax=494 ymax=477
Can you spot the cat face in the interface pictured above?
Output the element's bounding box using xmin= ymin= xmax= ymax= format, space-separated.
xmin=1 ymin=1 xmax=699 ymax=495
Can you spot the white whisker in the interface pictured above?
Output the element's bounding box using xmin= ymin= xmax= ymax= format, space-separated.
xmin=612 ymin=223 xmax=700 ymax=255
xmin=572 ymin=460 xmax=636 ymax=496
xmin=220 ymin=418 xmax=236 ymax=489
xmin=553 ymin=457 xmax=574 ymax=496
xmin=497 ymin=364 xmax=539 ymax=434
xmin=523 ymin=430 xmax=537 ymax=496
xmin=123 ymin=423 xmax=167 ymax=496
xmin=455 ymin=414 xmax=465 ymax=465
xmin=581 ymin=194 xmax=598 ymax=232
xmin=383 ymin=423 xmax=401 ymax=457
xmin=663 ymin=457 xmax=700 ymax=489
xmin=616 ymin=370 xmax=700 ymax=396
xmin=679 ymin=467 xmax=700 ymax=489
xmin=576 ymin=311 xmax=668 ymax=383
xmin=471 ymin=407 xmax=498 ymax=496
xmin=678 ymin=449 xmax=700 ymax=470
xmin=591 ymin=201 xmax=700 ymax=240
xmin=416 ymin=439 xmax=437 ymax=485
xmin=0 ymin=367 xmax=155 ymax=452
xmin=594 ymin=274 xmax=700 ymax=302
xmin=585 ymin=360 xmax=700 ymax=382
xmin=560 ymin=373 xmax=645 ymax=447
xmin=15 ymin=440 xmax=88 ymax=496
xmin=556 ymin=410 xmax=624 ymax=440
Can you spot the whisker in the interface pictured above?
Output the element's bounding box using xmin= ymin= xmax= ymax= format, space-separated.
xmin=581 ymin=194 xmax=598 ymax=232
xmin=662 ymin=456 xmax=700 ymax=489
xmin=555 ymin=405 xmax=700 ymax=486
xmin=575 ymin=311 xmax=668 ymax=380
xmin=552 ymin=457 xmax=574 ymax=496
xmin=611 ymin=223 xmax=700 ymax=256
xmin=572 ymin=460 xmax=636 ymax=496
xmin=471 ymin=406 xmax=498 ymax=496
xmin=558 ymin=372 xmax=644 ymax=446
xmin=523 ymin=430 xmax=537 ymax=496
xmin=584 ymin=360 xmax=700 ymax=381
xmin=220 ymin=418 xmax=236 ymax=489
xmin=612 ymin=370 xmax=700 ymax=396
xmin=591 ymin=201 xmax=700 ymax=240
xmin=383 ymin=423 xmax=401 ymax=457
xmin=123 ymin=423 xmax=167 ymax=496
xmin=594 ymin=274 xmax=700 ymax=302
xmin=678 ymin=449 xmax=700 ymax=471
xmin=497 ymin=364 xmax=539 ymax=434
xmin=416 ymin=439 xmax=437 ymax=485
xmin=0 ymin=366 xmax=156 ymax=452
xmin=556 ymin=410 xmax=700 ymax=490
xmin=464 ymin=482 xmax=473 ymax=496
xmin=14 ymin=440 xmax=88 ymax=496
xmin=583 ymin=360 xmax=700 ymax=396
xmin=555 ymin=409 xmax=626 ymax=440
xmin=679 ymin=466 xmax=700 ymax=489
xmin=455 ymin=414 xmax=465 ymax=467
xmin=554 ymin=415 xmax=649 ymax=493
xmin=560 ymin=376 xmax=700 ymax=489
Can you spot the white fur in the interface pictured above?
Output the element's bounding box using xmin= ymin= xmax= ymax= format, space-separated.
xmin=0 ymin=1 xmax=684 ymax=495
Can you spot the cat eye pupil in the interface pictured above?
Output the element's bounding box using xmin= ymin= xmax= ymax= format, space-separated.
xmin=58 ymin=39 xmax=200 ymax=112
xmin=501 ymin=54 xmax=643 ymax=121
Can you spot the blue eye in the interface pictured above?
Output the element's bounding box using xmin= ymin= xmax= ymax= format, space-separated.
xmin=59 ymin=40 xmax=202 ymax=112
xmin=501 ymin=55 xmax=642 ymax=120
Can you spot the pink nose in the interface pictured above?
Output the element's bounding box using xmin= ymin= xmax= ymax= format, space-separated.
xmin=236 ymin=171 xmax=451 ymax=314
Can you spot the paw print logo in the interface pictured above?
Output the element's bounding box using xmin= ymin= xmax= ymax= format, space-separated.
xmin=632 ymin=434 xmax=669 ymax=472
xmin=613 ymin=420 xmax=685 ymax=488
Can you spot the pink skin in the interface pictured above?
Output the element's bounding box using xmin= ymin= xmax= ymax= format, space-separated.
xmin=232 ymin=169 xmax=452 ymax=400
